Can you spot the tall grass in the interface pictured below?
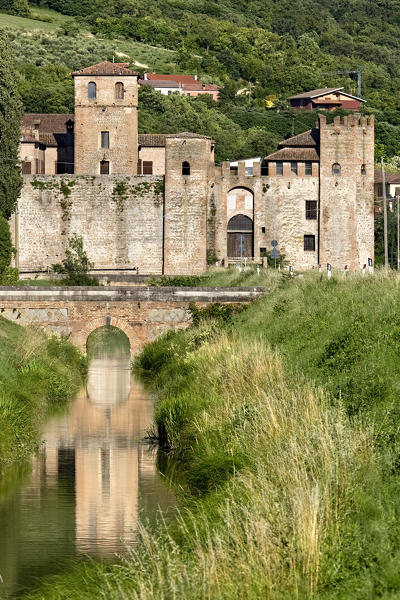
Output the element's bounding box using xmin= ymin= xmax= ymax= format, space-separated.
xmin=0 ymin=316 xmax=84 ymax=488
xmin=24 ymin=271 xmax=400 ymax=598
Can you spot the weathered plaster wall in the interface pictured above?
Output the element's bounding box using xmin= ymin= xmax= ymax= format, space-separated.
xmin=13 ymin=175 xmax=165 ymax=274
xmin=138 ymin=147 xmax=165 ymax=175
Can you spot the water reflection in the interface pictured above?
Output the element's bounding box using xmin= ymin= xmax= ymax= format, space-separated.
xmin=0 ymin=344 xmax=175 ymax=599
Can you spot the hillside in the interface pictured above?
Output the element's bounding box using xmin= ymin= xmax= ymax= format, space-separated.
xmin=3 ymin=0 xmax=400 ymax=161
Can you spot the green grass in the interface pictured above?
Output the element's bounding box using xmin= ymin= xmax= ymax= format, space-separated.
xmin=21 ymin=269 xmax=400 ymax=599
xmin=0 ymin=316 xmax=84 ymax=500
xmin=0 ymin=7 xmax=70 ymax=32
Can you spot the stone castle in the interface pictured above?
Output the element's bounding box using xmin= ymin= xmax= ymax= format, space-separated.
xmin=15 ymin=61 xmax=375 ymax=275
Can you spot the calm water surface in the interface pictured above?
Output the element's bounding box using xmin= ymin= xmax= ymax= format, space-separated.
xmin=0 ymin=350 xmax=176 ymax=599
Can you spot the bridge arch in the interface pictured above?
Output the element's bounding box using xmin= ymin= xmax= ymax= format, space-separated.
xmin=76 ymin=315 xmax=140 ymax=357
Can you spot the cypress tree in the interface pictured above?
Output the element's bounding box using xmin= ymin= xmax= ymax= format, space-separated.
xmin=0 ymin=32 xmax=22 ymax=218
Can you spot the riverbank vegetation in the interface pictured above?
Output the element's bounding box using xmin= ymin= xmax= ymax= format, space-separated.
xmin=21 ymin=270 xmax=400 ymax=598
xmin=0 ymin=316 xmax=84 ymax=496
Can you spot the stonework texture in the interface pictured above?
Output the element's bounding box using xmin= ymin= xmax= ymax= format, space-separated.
xmin=14 ymin=115 xmax=375 ymax=275
xmin=74 ymin=74 xmax=138 ymax=175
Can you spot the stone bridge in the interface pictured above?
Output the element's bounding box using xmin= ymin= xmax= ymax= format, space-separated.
xmin=0 ymin=286 xmax=265 ymax=355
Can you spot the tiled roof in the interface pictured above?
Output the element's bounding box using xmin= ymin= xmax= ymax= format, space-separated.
xmin=72 ymin=61 xmax=138 ymax=76
xmin=374 ymin=170 xmax=400 ymax=184
xmin=165 ymin=132 xmax=213 ymax=140
xmin=146 ymin=73 xmax=198 ymax=84
xmin=288 ymin=87 xmax=343 ymax=100
xmin=20 ymin=133 xmax=40 ymax=144
xmin=139 ymin=79 xmax=219 ymax=91
xmin=279 ymin=129 xmax=319 ymax=148
xmin=22 ymin=114 xmax=74 ymax=147
xmin=138 ymin=134 xmax=166 ymax=147
xmin=265 ymin=147 xmax=320 ymax=161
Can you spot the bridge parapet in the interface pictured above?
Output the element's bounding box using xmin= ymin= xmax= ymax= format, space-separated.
xmin=0 ymin=286 xmax=266 ymax=355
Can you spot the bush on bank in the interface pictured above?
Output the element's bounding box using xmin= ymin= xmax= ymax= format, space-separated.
xmin=23 ymin=269 xmax=400 ymax=599
xmin=0 ymin=315 xmax=84 ymax=484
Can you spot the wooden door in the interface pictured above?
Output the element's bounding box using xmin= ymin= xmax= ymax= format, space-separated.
xmin=227 ymin=233 xmax=253 ymax=257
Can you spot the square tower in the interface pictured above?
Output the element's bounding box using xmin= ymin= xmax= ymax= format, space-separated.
xmin=72 ymin=62 xmax=138 ymax=175
xmin=319 ymin=113 xmax=374 ymax=270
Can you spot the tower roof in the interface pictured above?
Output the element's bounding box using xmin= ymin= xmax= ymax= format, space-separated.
xmin=72 ymin=62 xmax=138 ymax=76
xmin=165 ymin=132 xmax=212 ymax=140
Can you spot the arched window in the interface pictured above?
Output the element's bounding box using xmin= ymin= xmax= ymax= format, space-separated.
xmin=182 ymin=161 xmax=190 ymax=175
xmin=88 ymin=81 xmax=96 ymax=99
xmin=332 ymin=162 xmax=341 ymax=176
xmin=227 ymin=214 xmax=253 ymax=232
xmin=115 ymin=82 xmax=124 ymax=100
xmin=361 ymin=164 xmax=366 ymax=175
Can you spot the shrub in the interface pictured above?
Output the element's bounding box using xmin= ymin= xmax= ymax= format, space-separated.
xmin=52 ymin=233 xmax=99 ymax=286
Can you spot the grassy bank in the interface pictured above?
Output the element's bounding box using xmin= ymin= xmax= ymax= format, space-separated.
xmin=0 ymin=316 xmax=84 ymax=494
xmin=21 ymin=269 xmax=400 ymax=599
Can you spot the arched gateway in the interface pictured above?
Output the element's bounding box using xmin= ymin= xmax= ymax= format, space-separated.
xmin=227 ymin=214 xmax=254 ymax=258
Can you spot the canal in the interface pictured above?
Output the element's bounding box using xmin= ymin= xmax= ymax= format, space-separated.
xmin=0 ymin=331 xmax=176 ymax=598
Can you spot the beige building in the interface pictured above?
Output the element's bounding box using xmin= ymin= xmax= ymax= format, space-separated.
xmin=15 ymin=61 xmax=375 ymax=274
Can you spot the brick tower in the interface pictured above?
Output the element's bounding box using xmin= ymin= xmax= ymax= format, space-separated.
xmin=318 ymin=113 xmax=374 ymax=270
xmin=72 ymin=62 xmax=138 ymax=175
xmin=163 ymin=133 xmax=214 ymax=275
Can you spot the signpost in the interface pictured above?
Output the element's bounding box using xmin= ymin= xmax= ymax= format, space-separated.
xmin=327 ymin=263 xmax=332 ymax=279
xmin=368 ymin=257 xmax=373 ymax=275
xmin=270 ymin=240 xmax=279 ymax=269
xmin=289 ymin=265 xmax=294 ymax=277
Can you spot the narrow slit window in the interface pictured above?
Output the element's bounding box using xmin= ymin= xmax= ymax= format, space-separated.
xmin=291 ymin=161 xmax=298 ymax=175
xmin=304 ymin=234 xmax=315 ymax=251
xmin=88 ymin=81 xmax=96 ymax=99
xmin=305 ymin=161 xmax=312 ymax=175
xmin=101 ymin=131 xmax=109 ymax=149
xmin=361 ymin=164 xmax=366 ymax=175
xmin=115 ymin=82 xmax=124 ymax=100
xmin=182 ymin=161 xmax=190 ymax=175
xmin=276 ymin=161 xmax=283 ymax=176
xmin=260 ymin=160 xmax=268 ymax=176
xmin=305 ymin=200 xmax=317 ymax=220
xmin=332 ymin=162 xmax=341 ymax=176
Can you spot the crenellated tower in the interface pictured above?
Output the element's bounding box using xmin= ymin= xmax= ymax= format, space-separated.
xmin=318 ymin=113 xmax=375 ymax=270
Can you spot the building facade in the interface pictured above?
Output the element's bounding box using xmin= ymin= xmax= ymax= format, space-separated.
xmin=288 ymin=87 xmax=366 ymax=111
xmin=14 ymin=62 xmax=375 ymax=275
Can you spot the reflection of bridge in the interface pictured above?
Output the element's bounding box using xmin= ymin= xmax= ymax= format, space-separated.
xmin=0 ymin=286 xmax=265 ymax=355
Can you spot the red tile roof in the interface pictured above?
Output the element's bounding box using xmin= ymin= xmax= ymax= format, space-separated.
xmin=374 ymin=170 xmax=400 ymax=184
xmin=146 ymin=73 xmax=198 ymax=84
xmin=72 ymin=62 xmax=138 ymax=76
xmin=279 ymin=129 xmax=319 ymax=148
xmin=288 ymin=87 xmax=343 ymax=100
xmin=138 ymin=134 xmax=166 ymax=147
xmin=22 ymin=114 xmax=74 ymax=147
xmin=165 ymin=132 xmax=213 ymax=140
xmin=265 ymin=147 xmax=320 ymax=161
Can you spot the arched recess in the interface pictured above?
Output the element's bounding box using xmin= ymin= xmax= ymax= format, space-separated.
xmin=227 ymin=214 xmax=254 ymax=258
xmin=227 ymin=187 xmax=254 ymax=212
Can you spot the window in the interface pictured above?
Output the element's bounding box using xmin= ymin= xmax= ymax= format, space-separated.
xmin=88 ymin=81 xmax=96 ymax=99
xmin=115 ymin=82 xmax=124 ymax=100
xmin=276 ymin=161 xmax=283 ymax=176
xmin=230 ymin=166 xmax=238 ymax=175
xmin=305 ymin=200 xmax=317 ymax=220
xmin=260 ymin=247 xmax=267 ymax=257
xmin=261 ymin=226 xmax=266 ymax=233
xmin=22 ymin=161 xmax=31 ymax=174
xmin=101 ymin=131 xmax=109 ymax=149
xmin=332 ymin=162 xmax=341 ymax=176
xmin=291 ymin=161 xmax=298 ymax=175
xmin=245 ymin=166 xmax=253 ymax=176
xmin=143 ymin=161 xmax=153 ymax=175
xmin=260 ymin=160 xmax=268 ymax=176
xmin=182 ymin=161 xmax=191 ymax=176
xmin=100 ymin=160 xmax=109 ymax=174
xmin=361 ymin=164 xmax=366 ymax=175
xmin=304 ymin=234 xmax=315 ymax=251
xmin=305 ymin=161 xmax=312 ymax=176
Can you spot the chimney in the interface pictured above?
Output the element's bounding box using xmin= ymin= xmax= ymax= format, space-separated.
xmin=144 ymin=73 xmax=148 ymax=80
xmin=194 ymin=75 xmax=198 ymax=81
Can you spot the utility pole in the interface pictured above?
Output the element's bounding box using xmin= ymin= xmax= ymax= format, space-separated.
xmin=381 ymin=158 xmax=389 ymax=269
xmin=337 ymin=68 xmax=362 ymax=97
xmin=397 ymin=195 xmax=400 ymax=270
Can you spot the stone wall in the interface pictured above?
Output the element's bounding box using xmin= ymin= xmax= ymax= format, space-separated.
xmin=12 ymin=175 xmax=165 ymax=274
xmin=74 ymin=74 xmax=138 ymax=175
xmin=319 ymin=114 xmax=374 ymax=270
xmin=0 ymin=286 xmax=264 ymax=355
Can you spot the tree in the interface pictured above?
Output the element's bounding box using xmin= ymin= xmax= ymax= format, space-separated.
xmin=52 ymin=234 xmax=98 ymax=286
xmin=0 ymin=215 xmax=18 ymax=284
xmin=0 ymin=32 xmax=23 ymax=218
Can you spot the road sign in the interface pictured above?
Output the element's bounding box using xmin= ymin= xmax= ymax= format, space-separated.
xmin=270 ymin=248 xmax=280 ymax=259
xmin=271 ymin=240 xmax=278 ymax=247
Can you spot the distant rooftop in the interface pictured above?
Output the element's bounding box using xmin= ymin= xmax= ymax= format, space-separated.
xmin=72 ymin=62 xmax=138 ymax=76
